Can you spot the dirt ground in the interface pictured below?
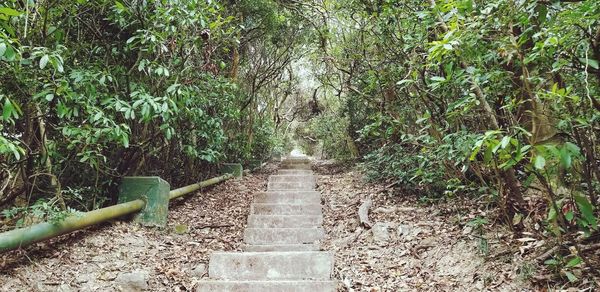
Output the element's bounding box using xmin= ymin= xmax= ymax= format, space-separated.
xmin=313 ymin=161 xmax=599 ymax=292
xmin=1 ymin=160 xmax=598 ymax=291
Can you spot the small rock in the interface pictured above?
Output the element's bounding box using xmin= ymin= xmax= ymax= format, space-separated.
xmin=34 ymin=282 xmax=47 ymax=292
xmin=112 ymin=260 xmax=127 ymax=270
xmin=372 ymin=222 xmax=390 ymax=244
xmin=191 ymin=264 xmax=207 ymax=278
xmin=98 ymin=271 xmax=118 ymax=281
xmin=404 ymin=226 xmax=423 ymax=241
xmin=462 ymin=226 xmax=473 ymax=235
xmin=114 ymin=270 xmax=149 ymax=291
xmin=75 ymin=273 xmax=92 ymax=284
xmin=57 ymin=284 xmax=72 ymax=292
xmin=374 ymin=206 xmax=396 ymax=214
xmin=474 ymin=280 xmax=485 ymax=290
xmin=397 ymin=224 xmax=412 ymax=237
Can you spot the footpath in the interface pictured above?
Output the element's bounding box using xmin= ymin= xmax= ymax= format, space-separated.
xmin=197 ymin=156 xmax=336 ymax=291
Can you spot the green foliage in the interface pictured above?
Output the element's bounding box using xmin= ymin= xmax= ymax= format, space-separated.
xmin=301 ymin=112 xmax=353 ymax=160
xmin=361 ymin=131 xmax=480 ymax=197
xmin=304 ymin=0 xmax=599 ymax=286
xmin=0 ymin=0 xmax=298 ymax=219
xmin=1 ymin=199 xmax=79 ymax=227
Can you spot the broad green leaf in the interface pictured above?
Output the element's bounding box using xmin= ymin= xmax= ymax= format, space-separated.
xmin=0 ymin=7 xmax=21 ymax=16
xmin=559 ymin=147 xmax=572 ymax=169
xmin=2 ymin=98 xmax=14 ymax=120
xmin=3 ymin=45 xmax=15 ymax=60
xmin=564 ymin=211 xmax=574 ymax=221
xmin=565 ymin=256 xmax=582 ymax=268
xmin=500 ymin=136 xmax=510 ymax=149
xmin=534 ymin=155 xmax=545 ymax=169
xmin=544 ymin=259 xmax=558 ymax=266
xmin=574 ymin=194 xmax=597 ymax=229
xmin=483 ymin=145 xmax=493 ymax=163
xmin=547 ymin=205 xmax=557 ymax=222
xmin=564 ymin=271 xmax=577 ymax=282
xmin=39 ymin=55 xmax=49 ymax=69
xmin=396 ymin=79 xmax=414 ymax=86
xmin=122 ymin=134 xmax=129 ymax=148
xmin=115 ymin=1 xmax=126 ymax=11
xmin=469 ymin=146 xmax=481 ymax=161
xmin=578 ymin=57 xmax=599 ymax=70
xmin=564 ymin=142 xmax=580 ymax=154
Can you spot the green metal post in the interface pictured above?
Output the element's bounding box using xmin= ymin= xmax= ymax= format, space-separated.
xmin=247 ymin=159 xmax=262 ymax=170
xmin=118 ymin=177 xmax=170 ymax=227
xmin=221 ymin=163 xmax=243 ymax=178
xmin=271 ymin=152 xmax=282 ymax=162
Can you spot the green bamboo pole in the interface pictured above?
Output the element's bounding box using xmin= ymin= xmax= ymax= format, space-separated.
xmin=0 ymin=173 xmax=234 ymax=252
xmin=0 ymin=199 xmax=145 ymax=252
xmin=169 ymin=173 xmax=233 ymax=200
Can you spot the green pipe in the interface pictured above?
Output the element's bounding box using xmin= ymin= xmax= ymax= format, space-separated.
xmin=169 ymin=173 xmax=233 ymax=200
xmin=0 ymin=173 xmax=233 ymax=252
xmin=0 ymin=199 xmax=145 ymax=252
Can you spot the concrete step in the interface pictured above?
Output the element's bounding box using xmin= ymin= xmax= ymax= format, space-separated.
xmin=267 ymin=181 xmax=315 ymax=190
xmin=268 ymin=175 xmax=316 ymax=184
xmin=207 ymin=251 xmax=334 ymax=280
xmin=260 ymin=190 xmax=321 ymax=195
xmin=196 ymin=280 xmax=337 ymax=292
xmin=247 ymin=215 xmax=323 ymax=228
xmin=282 ymin=157 xmax=310 ymax=163
xmin=254 ymin=192 xmax=321 ymax=204
xmin=244 ymin=228 xmax=325 ymax=244
xmin=250 ymin=203 xmax=322 ymax=215
xmin=241 ymin=244 xmax=320 ymax=252
xmin=280 ymin=163 xmax=311 ymax=170
xmin=278 ymin=169 xmax=313 ymax=175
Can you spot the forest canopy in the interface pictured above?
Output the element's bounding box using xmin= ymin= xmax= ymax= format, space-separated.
xmin=0 ymin=0 xmax=599 ymax=287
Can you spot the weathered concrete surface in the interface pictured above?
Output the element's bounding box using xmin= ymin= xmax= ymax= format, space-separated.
xmin=268 ymin=175 xmax=316 ymax=183
xmin=241 ymin=244 xmax=320 ymax=252
xmin=118 ymin=177 xmax=170 ymax=227
xmin=243 ymin=228 xmax=325 ymax=244
xmin=208 ymin=252 xmax=334 ymax=280
xmin=267 ymin=181 xmax=315 ymax=190
xmin=277 ymin=169 xmax=313 ymax=175
xmin=250 ymin=203 xmax=322 ymax=216
xmin=197 ymin=157 xmax=338 ymax=291
xmin=221 ymin=163 xmax=243 ymax=178
xmin=254 ymin=192 xmax=321 ymax=205
xmin=195 ymin=280 xmax=336 ymax=292
xmin=259 ymin=190 xmax=321 ymax=196
xmin=279 ymin=163 xmax=311 ymax=170
xmin=247 ymin=215 xmax=323 ymax=228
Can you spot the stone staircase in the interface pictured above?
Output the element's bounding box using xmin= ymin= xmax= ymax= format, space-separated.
xmin=196 ymin=157 xmax=336 ymax=291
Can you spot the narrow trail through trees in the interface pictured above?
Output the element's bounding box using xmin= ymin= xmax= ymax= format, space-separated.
xmin=0 ymin=161 xmax=596 ymax=291
xmin=1 ymin=160 xmax=595 ymax=291
xmin=197 ymin=156 xmax=336 ymax=291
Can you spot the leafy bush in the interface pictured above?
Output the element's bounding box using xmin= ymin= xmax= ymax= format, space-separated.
xmin=300 ymin=112 xmax=354 ymax=160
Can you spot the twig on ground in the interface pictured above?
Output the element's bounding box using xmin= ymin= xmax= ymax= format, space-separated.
xmin=197 ymin=224 xmax=234 ymax=229
xmin=358 ymin=198 xmax=373 ymax=228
